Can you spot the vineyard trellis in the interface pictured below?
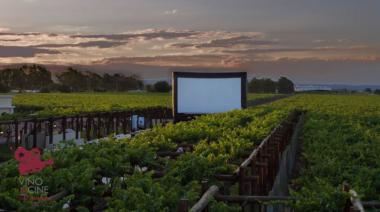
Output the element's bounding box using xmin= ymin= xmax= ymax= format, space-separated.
xmin=343 ymin=183 xmax=380 ymax=212
xmin=0 ymin=107 xmax=172 ymax=151
xmin=0 ymin=109 xmax=301 ymax=211
xmin=180 ymin=110 xmax=305 ymax=212
xmin=3 ymin=94 xmax=377 ymax=211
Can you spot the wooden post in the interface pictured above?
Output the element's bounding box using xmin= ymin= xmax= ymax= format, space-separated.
xmin=254 ymin=154 xmax=262 ymax=195
xmin=70 ymin=117 xmax=74 ymax=130
xmin=343 ymin=182 xmax=351 ymax=212
xmin=49 ymin=118 xmax=53 ymax=144
xmin=122 ymin=112 xmax=127 ymax=134
xmin=262 ymin=148 xmax=270 ymax=193
xmin=201 ymin=180 xmax=209 ymax=212
xmin=250 ymin=159 xmax=257 ymax=195
xmin=115 ymin=114 xmax=120 ymax=135
xmin=97 ymin=115 xmax=101 ymax=139
xmin=33 ymin=119 xmax=37 ymax=148
xmin=238 ymin=166 xmax=250 ymax=212
xmin=86 ymin=116 xmax=91 ymax=141
xmin=190 ymin=186 xmax=219 ymax=212
xmin=62 ymin=117 xmax=66 ymax=141
xmin=90 ymin=116 xmax=94 ymax=139
xmin=130 ymin=111 xmax=134 ymax=133
xmin=23 ymin=121 xmax=27 ymax=135
xmin=274 ymin=135 xmax=280 ymax=173
xmin=238 ymin=167 xmax=245 ymax=195
xmin=111 ymin=113 xmax=115 ymax=134
xmin=222 ymin=182 xmax=231 ymax=195
xmin=178 ymin=199 xmax=189 ymax=212
xmin=267 ymin=146 xmax=275 ymax=186
xmin=106 ymin=114 xmax=111 ymax=135
xmin=75 ymin=116 xmax=80 ymax=139
xmin=80 ymin=116 xmax=83 ymax=133
xmin=202 ymin=180 xmax=209 ymax=193
xmin=342 ymin=182 xmax=365 ymax=212
xmin=145 ymin=111 xmax=150 ymax=129
xmin=14 ymin=120 xmax=19 ymax=148
xmin=22 ymin=121 xmax=27 ymax=146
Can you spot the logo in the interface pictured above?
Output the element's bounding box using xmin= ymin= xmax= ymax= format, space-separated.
xmin=14 ymin=147 xmax=54 ymax=201
xmin=14 ymin=147 xmax=54 ymax=176
xmin=19 ymin=176 xmax=49 ymax=201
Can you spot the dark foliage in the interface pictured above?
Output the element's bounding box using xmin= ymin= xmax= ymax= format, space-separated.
xmin=248 ymin=77 xmax=295 ymax=93
xmin=277 ymin=77 xmax=294 ymax=94
xmin=0 ymin=83 xmax=10 ymax=93
xmin=153 ymin=81 xmax=171 ymax=92
xmin=0 ymin=65 xmax=143 ymax=93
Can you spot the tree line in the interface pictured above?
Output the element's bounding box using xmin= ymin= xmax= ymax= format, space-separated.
xmin=248 ymin=77 xmax=295 ymax=94
xmin=1 ymin=65 xmax=299 ymax=94
xmin=364 ymin=88 xmax=380 ymax=95
xmin=0 ymin=65 xmax=172 ymax=93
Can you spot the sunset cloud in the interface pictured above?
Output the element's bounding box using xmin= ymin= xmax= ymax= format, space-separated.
xmin=50 ymin=25 xmax=93 ymax=33
xmin=0 ymin=27 xmax=10 ymax=33
xmin=197 ymin=36 xmax=277 ymax=48
xmin=95 ymin=54 xmax=243 ymax=68
xmin=0 ymin=45 xmax=59 ymax=57
xmin=172 ymin=36 xmax=276 ymax=49
xmin=0 ymin=28 xmax=379 ymax=71
xmin=0 ymin=1 xmax=379 ymax=84
xmin=163 ymin=9 xmax=179 ymax=15
xmin=33 ymin=40 xmax=128 ymax=48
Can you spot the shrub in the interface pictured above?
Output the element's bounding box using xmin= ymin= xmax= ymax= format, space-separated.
xmin=154 ymin=81 xmax=171 ymax=92
xmin=0 ymin=83 xmax=10 ymax=93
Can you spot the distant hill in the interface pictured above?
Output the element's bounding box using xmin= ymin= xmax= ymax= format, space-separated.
xmin=296 ymin=84 xmax=380 ymax=91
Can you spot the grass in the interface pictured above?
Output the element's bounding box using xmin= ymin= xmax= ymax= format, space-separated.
xmin=247 ymin=93 xmax=281 ymax=101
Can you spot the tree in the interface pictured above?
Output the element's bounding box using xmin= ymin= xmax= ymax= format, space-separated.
xmin=248 ymin=77 xmax=295 ymax=93
xmin=117 ymin=75 xmax=142 ymax=91
xmin=364 ymin=88 xmax=372 ymax=93
xmin=0 ymin=68 xmax=27 ymax=91
xmin=248 ymin=78 xmax=276 ymax=93
xmin=24 ymin=65 xmax=53 ymax=90
xmin=154 ymin=81 xmax=171 ymax=92
xmin=374 ymin=89 xmax=380 ymax=95
xmin=277 ymin=77 xmax=295 ymax=94
xmin=57 ymin=67 xmax=86 ymax=92
xmin=262 ymin=79 xmax=277 ymax=93
xmin=145 ymin=84 xmax=154 ymax=92
xmin=248 ymin=78 xmax=263 ymax=93
xmin=102 ymin=73 xmax=142 ymax=91
xmin=0 ymin=65 xmax=52 ymax=91
xmin=0 ymin=65 xmax=144 ymax=93
xmin=102 ymin=74 xmax=114 ymax=91
xmin=0 ymin=83 xmax=10 ymax=93
xmin=57 ymin=84 xmax=72 ymax=93
xmin=83 ymin=71 xmax=104 ymax=91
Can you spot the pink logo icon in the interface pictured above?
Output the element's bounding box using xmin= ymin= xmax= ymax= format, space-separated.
xmin=14 ymin=147 xmax=54 ymax=176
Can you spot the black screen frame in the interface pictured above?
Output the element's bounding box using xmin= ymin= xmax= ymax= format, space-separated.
xmin=172 ymin=71 xmax=247 ymax=122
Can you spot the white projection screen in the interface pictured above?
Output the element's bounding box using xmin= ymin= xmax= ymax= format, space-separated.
xmin=172 ymin=72 xmax=247 ymax=121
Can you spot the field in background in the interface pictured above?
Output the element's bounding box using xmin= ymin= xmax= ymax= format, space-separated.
xmin=247 ymin=93 xmax=280 ymax=101
xmin=1 ymin=92 xmax=279 ymax=120
xmin=10 ymin=92 xmax=171 ymax=118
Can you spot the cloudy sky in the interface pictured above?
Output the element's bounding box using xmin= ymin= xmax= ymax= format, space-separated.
xmin=1 ymin=0 xmax=380 ymax=84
